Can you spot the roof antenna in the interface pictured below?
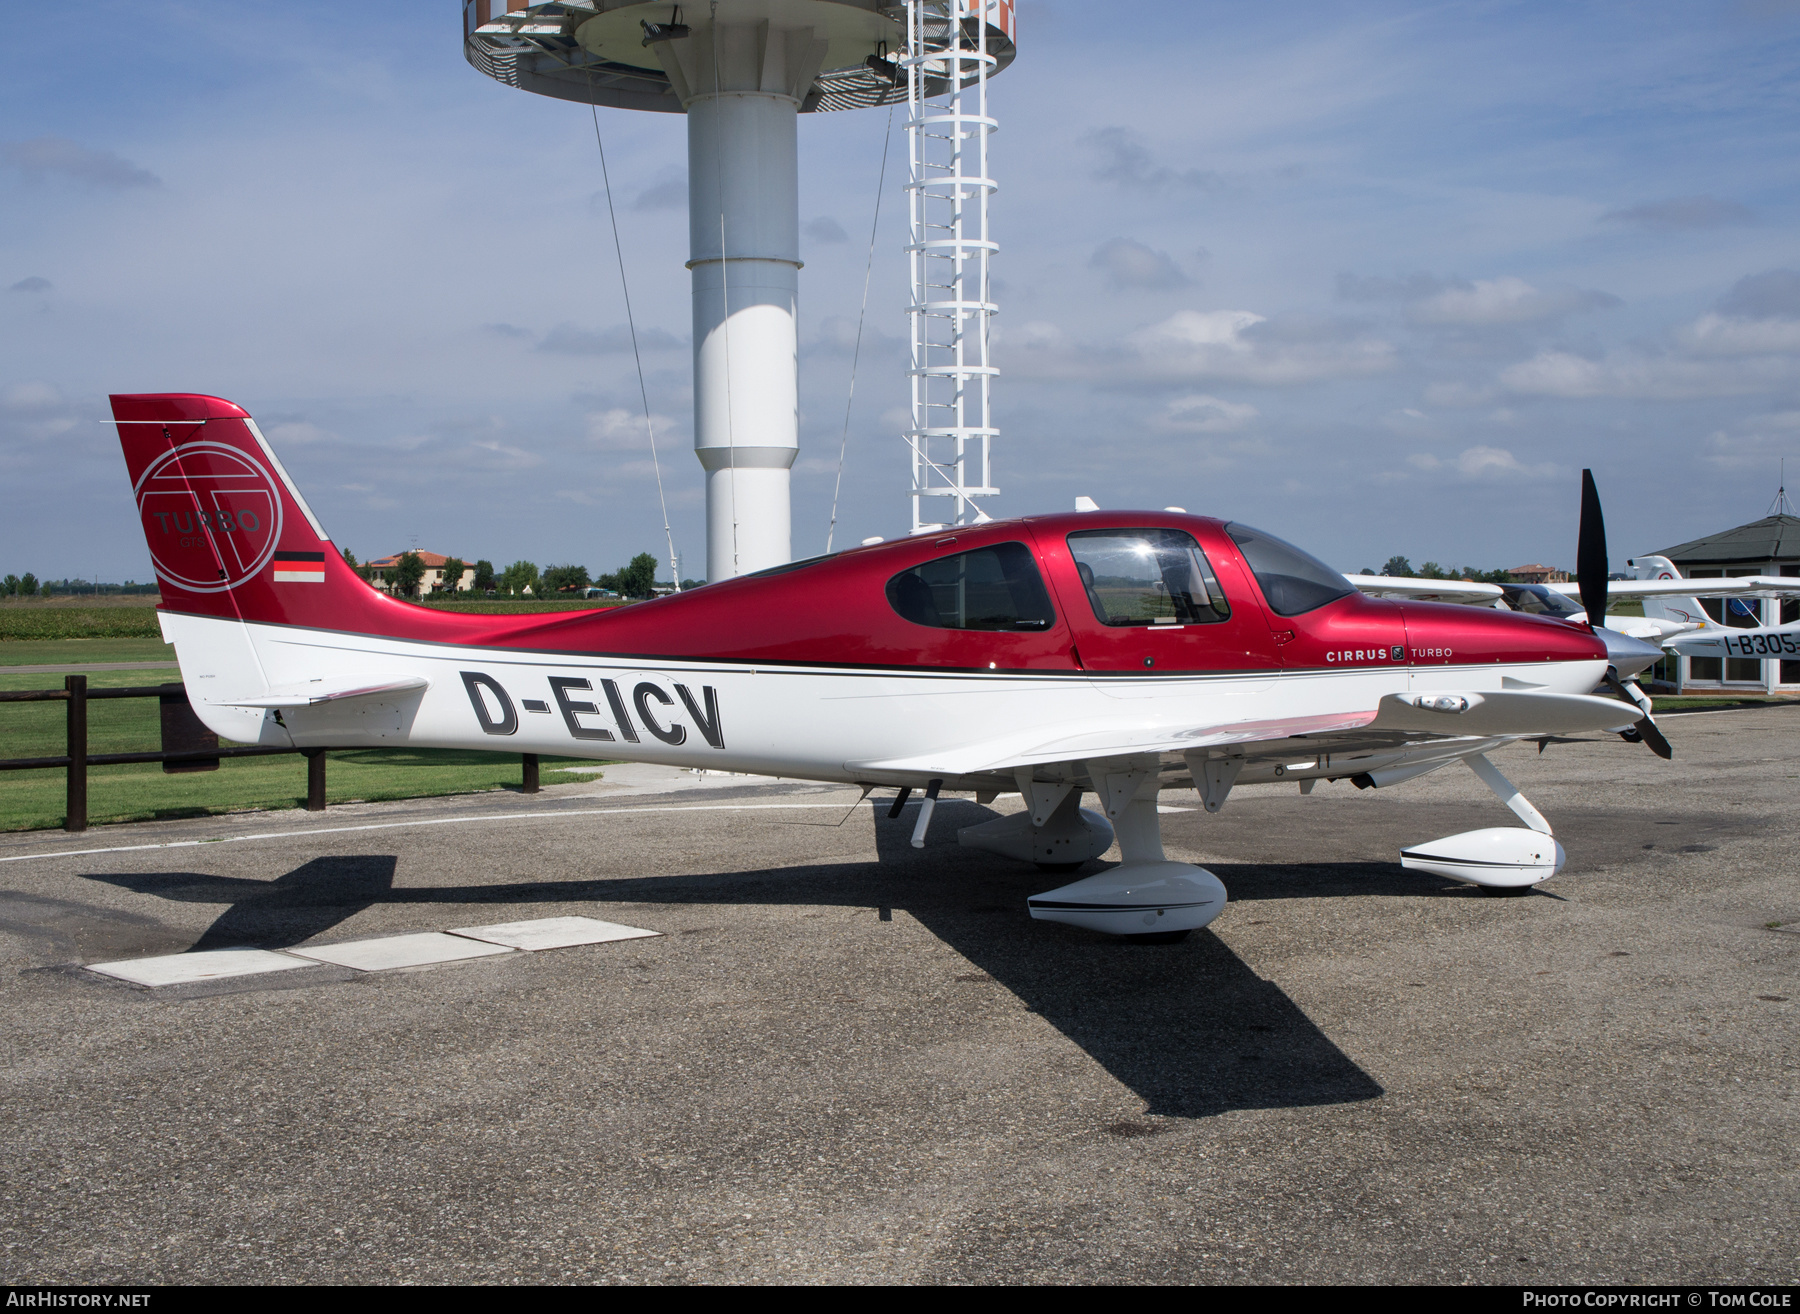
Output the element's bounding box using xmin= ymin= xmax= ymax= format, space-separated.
xmin=1770 ymin=458 xmax=1796 ymax=517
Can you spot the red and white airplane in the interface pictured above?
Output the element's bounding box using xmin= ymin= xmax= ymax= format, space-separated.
xmin=111 ymin=392 xmax=1667 ymax=942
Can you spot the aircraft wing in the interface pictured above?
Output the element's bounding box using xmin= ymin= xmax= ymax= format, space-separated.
xmin=1548 ymin=578 xmax=1800 ymax=601
xmin=1344 ymin=574 xmax=1503 ymax=606
xmin=847 ymin=690 xmax=1634 ymax=778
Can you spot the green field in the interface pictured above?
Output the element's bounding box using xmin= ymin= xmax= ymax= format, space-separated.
xmin=0 ymin=638 xmax=173 ymax=666
xmin=0 ymin=667 xmax=611 ymax=832
xmin=0 ymin=606 xmax=162 ymax=641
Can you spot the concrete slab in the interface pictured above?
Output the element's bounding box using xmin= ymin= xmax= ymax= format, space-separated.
xmin=551 ymin=761 xmax=789 ymax=796
xmin=287 ymin=932 xmax=515 ymax=972
xmin=448 ymin=915 xmax=661 ymax=951
xmin=86 ymin=948 xmax=316 ymax=988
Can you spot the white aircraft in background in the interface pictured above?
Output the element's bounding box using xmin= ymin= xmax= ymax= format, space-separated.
xmin=1351 ymin=557 xmax=1800 ymax=653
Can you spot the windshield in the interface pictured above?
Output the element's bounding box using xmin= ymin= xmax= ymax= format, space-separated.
xmin=1498 ymin=584 xmax=1583 ymax=618
xmin=1225 ymin=524 xmax=1355 ymax=617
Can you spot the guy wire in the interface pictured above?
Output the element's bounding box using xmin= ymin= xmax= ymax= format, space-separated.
xmin=825 ymin=102 xmax=895 ymax=556
xmin=591 ymin=103 xmax=682 ymax=592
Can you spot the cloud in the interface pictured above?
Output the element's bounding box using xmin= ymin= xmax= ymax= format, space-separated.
xmin=1600 ymin=196 xmax=1754 ymax=231
xmin=1677 ymin=313 xmax=1800 ymax=358
xmin=1408 ymin=276 xmax=1619 ymax=326
xmin=2 ymin=382 xmax=65 ymax=413
xmin=804 ymin=216 xmax=848 ymax=244
xmin=0 ymin=382 xmax=77 ymax=443
xmin=1700 ymin=410 xmax=1800 ymax=470
xmin=538 ymin=322 xmax=685 ymax=354
xmin=481 ymin=322 xmax=534 ymax=340
xmin=808 ymin=314 xmax=902 ymax=356
xmin=1336 ymin=272 xmax=1450 ymax=303
xmin=1 ymin=137 xmax=160 ymax=188
xmin=632 ymin=177 xmax=686 ymax=211
xmin=1337 ymin=271 xmax=1616 ymax=324
xmin=1148 ymin=394 xmax=1259 ymax=433
xmin=1083 ymin=127 xmax=1220 ymax=191
xmin=1117 ymin=309 xmax=1397 ymax=385
xmin=1406 ymin=446 xmax=1556 ymax=479
xmin=1090 ymin=237 xmax=1191 ymax=290
xmin=8 ymin=276 xmax=51 ymax=294
xmin=1717 ymin=269 xmax=1800 ymax=319
xmin=261 ymin=421 xmax=339 ymax=446
xmin=586 ymin=406 xmax=684 ymax=452
xmin=1495 ymin=269 xmax=1800 ymax=398
xmin=1499 ymin=349 xmax=1800 ymax=399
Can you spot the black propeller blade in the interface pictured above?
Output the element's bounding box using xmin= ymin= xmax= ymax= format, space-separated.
xmin=1577 ymin=468 xmax=1609 ymax=625
xmin=1602 ymin=672 xmax=1675 ymax=760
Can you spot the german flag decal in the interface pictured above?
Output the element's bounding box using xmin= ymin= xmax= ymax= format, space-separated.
xmin=272 ymin=550 xmax=326 ymax=583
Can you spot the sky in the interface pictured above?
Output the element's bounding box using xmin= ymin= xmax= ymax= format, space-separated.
xmin=4 ymin=0 xmax=1800 ymax=584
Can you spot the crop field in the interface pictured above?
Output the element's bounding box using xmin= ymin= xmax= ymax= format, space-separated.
xmin=0 ymin=605 xmax=162 ymax=642
xmin=0 ymin=667 xmax=612 ymax=832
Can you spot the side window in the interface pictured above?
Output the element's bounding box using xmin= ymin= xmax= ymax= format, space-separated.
xmin=1066 ymin=529 xmax=1231 ymax=627
xmin=886 ymin=541 xmax=1056 ymax=631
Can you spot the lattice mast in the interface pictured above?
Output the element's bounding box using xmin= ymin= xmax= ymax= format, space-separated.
xmin=905 ymin=0 xmax=1000 ymax=533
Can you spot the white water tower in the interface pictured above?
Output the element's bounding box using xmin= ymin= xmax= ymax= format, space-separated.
xmin=464 ymin=1 xmax=1016 ymax=579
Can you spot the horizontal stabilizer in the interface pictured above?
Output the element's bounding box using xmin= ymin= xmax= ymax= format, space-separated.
xmin=221 ymin=674 xmax=430 ymax=709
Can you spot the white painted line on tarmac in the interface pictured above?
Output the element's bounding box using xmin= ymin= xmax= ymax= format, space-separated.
xmin=286 ymin=932 xmax=516 ymax=972
xmin=0 ymin=801 xmax=867 ymax=864
xmin=87 ymin=948 xmax=318 ymax=987
xmin=449 ymin=915 xmax=660 ymax=951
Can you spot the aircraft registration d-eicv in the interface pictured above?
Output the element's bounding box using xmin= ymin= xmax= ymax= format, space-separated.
xmin=112 ymin=392 xmax=1674 ymax=942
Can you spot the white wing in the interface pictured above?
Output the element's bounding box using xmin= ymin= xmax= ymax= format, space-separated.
xmin=1345 ymin=574 xmax=1503 ymax=606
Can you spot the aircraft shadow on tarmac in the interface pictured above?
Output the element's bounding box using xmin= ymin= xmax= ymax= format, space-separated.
xmin=80 ymin=800 xmax=1417 ymax=1118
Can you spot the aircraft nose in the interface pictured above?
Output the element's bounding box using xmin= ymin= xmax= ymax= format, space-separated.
xmin=1599 ymin=625 xmax=1664 ymax=680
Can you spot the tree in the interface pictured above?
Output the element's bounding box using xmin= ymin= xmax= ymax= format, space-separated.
xmin=1417 ymin=561 xmax=1447 ymax=580
xmin=500 ymin=560 xmax=540 ymax=596
xmin=2 ymin=575 xmax=17 ymax=597
xmin=541 ymin=563 xmax=591 ymax=593
xmin=439 ymin=557 xmax=467 ymax=595
xmin=1380 ymin=556 xmax=1413 ymax=578
xmin=617 ymin=552 xmax=658 ymax=599
xmin=680 ymin=578 xmax=705 ymax=591
xmin=472 ymin=559 xmax=495 ymax=592
xmin=391 ymin=551 xmax=426 ymax=599
xmin=19 ymin=573 xmax=38 ymax=597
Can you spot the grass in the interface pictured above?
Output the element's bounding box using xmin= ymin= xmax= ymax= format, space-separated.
xmin=0 ymin=668 xmax=612 ymax=832
xmin=0 ymin=638 xmax=173 ymax=666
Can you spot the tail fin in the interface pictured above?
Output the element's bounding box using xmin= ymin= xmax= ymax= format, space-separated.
xmin=1626 ymin=554 xmax=1709 ymax=628
xmin=111 ymin=392 xmax=433 ymax=636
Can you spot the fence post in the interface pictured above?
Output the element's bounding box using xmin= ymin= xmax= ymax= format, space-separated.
xmin=305 ymin=750 xmax=327 ymax=811
xmin=522 ymin=753 xmax=540 ymax=794
xmin=64 ymin=674 xmax=87 ymax=833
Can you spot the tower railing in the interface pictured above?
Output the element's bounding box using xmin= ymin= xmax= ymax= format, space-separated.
xmin=905 ymin=0 xmax=999 ymax=533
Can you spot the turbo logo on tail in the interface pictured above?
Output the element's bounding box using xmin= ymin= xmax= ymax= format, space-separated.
xmin=134 ymin=439 xmax=284 ymax=592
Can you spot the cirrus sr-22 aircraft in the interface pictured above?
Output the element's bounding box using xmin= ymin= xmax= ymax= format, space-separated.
xmin=112 ymin=392 xmax=1676 ymax=942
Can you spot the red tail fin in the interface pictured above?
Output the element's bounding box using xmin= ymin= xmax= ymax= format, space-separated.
xmin=111 ymin=393 xmax=426 ymax=636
